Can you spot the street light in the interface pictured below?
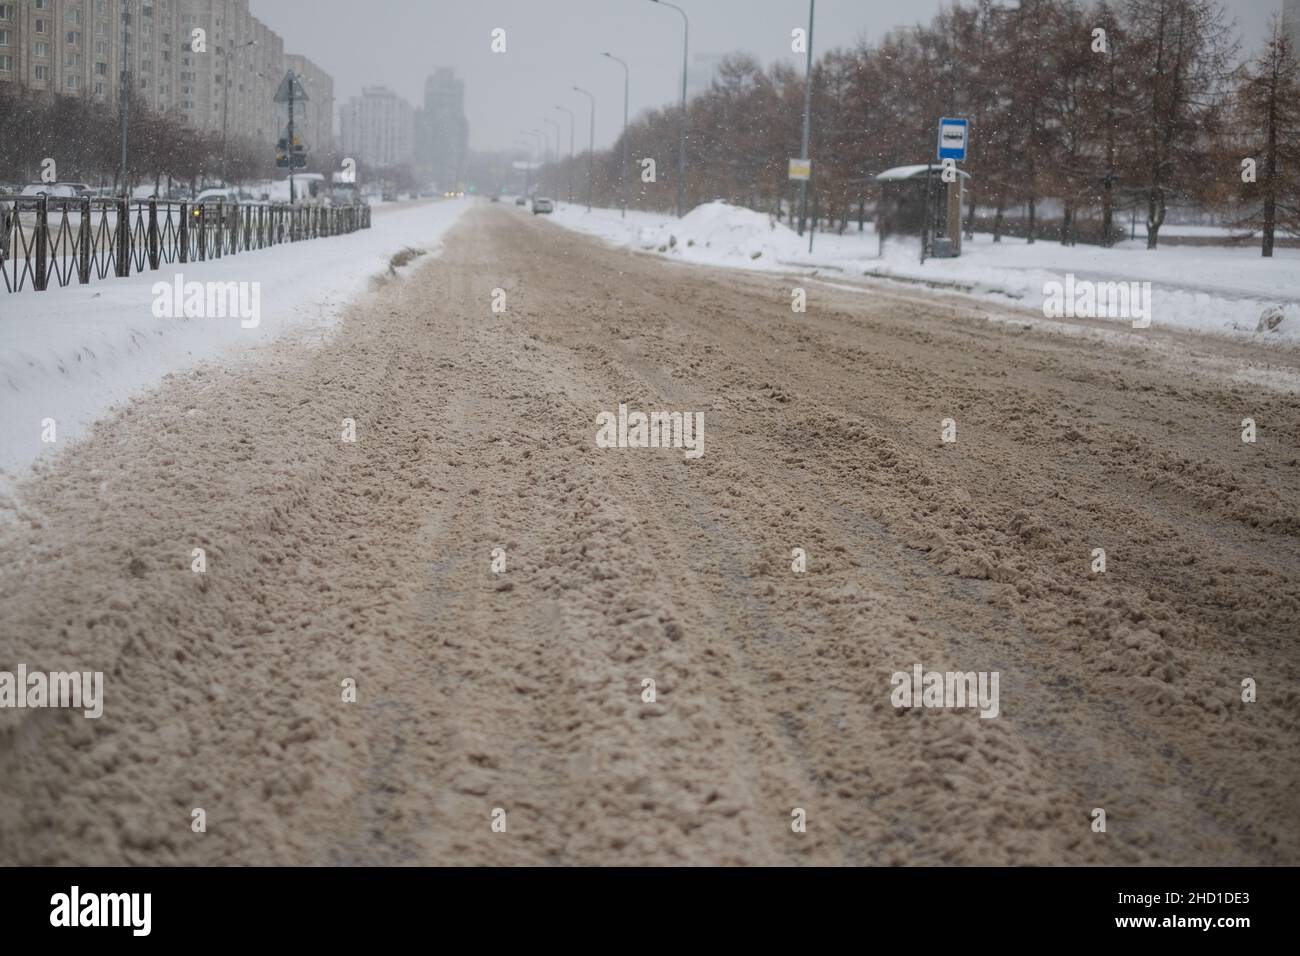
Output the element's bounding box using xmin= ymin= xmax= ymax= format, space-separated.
xmin=649 ymin=0 xmax=688 ymax=217
xmin=553 ymin=106 xmax=575 ymax=205
xmin=543 ymin=117 xmax=560 ymax=198
xmin=572 ymin=86 xmax=595 ymax=212
xmin=602 ymin=52 xmax=630 ymax=219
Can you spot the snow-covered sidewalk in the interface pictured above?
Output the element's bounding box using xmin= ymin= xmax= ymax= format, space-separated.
xmin=544 ymin=201 xmax=1300 ymax=341
xmin=0 ymin=198 xmax=471 ymax=489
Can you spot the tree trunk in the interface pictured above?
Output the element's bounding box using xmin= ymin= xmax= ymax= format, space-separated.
xmin=1146 ymin=190 xmax=1164 ymax=250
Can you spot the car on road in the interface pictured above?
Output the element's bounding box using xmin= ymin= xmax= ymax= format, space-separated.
xmin=515 ymin=196 xmax=527 ymax=206
xmin=19 ymin=182 xmax=92 ymax=199
xmin=532 ymin=197 xmax=555 ymax=215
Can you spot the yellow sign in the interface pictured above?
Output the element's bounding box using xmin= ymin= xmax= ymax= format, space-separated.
xmin=788 ymin=158 xmax=811 ymax=181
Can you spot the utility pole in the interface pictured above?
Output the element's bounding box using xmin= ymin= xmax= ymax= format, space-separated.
xmin=287 ymin=71 xmax=296 ymax=203
xmin=797 ymin=0 xmax=815 ymax=252
xmin=573 ymin=86 xmax=595 ymax=211
xmin=603 ymin=53 xmax=630 ymax=218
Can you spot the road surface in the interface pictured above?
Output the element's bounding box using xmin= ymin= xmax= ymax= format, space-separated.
xmin=2 ymin=204 xmax=1298 ymax=865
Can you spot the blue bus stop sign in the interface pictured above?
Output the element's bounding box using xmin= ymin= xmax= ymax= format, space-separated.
xmin=937 ymin=117 xmax=969 ymax=162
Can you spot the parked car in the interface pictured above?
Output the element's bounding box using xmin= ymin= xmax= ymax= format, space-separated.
xmin=194 ymin=187 xmax=258 ymax=204
xmin=18 ymin=182 xmax=91 ymax=199
xmin=532 ymin=197 xmax=555 ymax=215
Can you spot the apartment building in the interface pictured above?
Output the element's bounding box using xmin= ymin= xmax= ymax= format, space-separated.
xmin=0 ymin=0 xmax=182 ymax=110
xmin=416 ymin=66 xmax=467 ymax=191
xmin=339 ymin=86 xmax=414 ymax=169
xmin=0 ymin=0 xmax=332 ymax=162
xmin=1286 ymin=0 xmax=1300 ymax=57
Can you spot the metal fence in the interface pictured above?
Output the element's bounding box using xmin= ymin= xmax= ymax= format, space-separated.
xmin=0 ymin=196 xmax=372 ymax=294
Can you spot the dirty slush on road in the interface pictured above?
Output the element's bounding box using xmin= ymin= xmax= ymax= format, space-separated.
xmin=1 ymin=205 xmax=1298 ymax=865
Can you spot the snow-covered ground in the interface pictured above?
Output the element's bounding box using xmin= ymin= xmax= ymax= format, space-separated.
xmin=0 ymin=197 xmax=470 ymax=490
xmin=545 ymin=201 xmax=1300 ymax=341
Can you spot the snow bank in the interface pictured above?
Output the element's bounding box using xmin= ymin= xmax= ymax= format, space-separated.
xmin=0 ymin=198 xmax=470 ymax=490
xmin=548 ymin=201 xmax=1300 ymax=342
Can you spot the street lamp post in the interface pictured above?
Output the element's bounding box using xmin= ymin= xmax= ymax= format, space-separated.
xmin=602 ymin=52 xmax=629 ymax=219
xmin=553 ymin=106 xmax=575 ymax=205
xmin=649 ymin=0 xmax=687 ymax=218
xmin=543 ymin=117 xmax=560 ymax=198
xmin=573 ymin=86 xmax=595 ymax=212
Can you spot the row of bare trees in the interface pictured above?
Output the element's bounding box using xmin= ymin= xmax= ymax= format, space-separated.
xmin=537 ymin=0 xmax=1299 ymax=254
xmin=0 ymin=87 xmax=334 ymax=197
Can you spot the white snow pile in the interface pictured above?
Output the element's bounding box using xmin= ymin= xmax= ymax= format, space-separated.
xmin=631 ymin=200 xmax=794 ymax=263
xmin=0 ymin=198 xmax=470 ymax=490
xmin=547 ymin=201 xmax=1300 ymax=342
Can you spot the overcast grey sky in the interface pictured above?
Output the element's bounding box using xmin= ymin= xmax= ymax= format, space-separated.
xmin=250 ymin=0 xmax=1281 ymax=154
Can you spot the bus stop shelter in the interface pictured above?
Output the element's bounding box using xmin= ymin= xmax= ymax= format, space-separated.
xmin=874 ymin=164 xmax=971 ymax=259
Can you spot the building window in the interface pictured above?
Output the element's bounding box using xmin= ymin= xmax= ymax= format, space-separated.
xmin=64 ymin=51 xmax=80 ymax=68
xmin=94 ymin=39 xmax=105 ymax=55
xmin=66 ymin=74 xmax=78 ymax=90
xmin=35 ymin=41 xmax=49 ymax=56
xmin=0 ymin=29 xmax=9 ymax=46
xmin=66 ymin=31 xmax=80 ymax=45
xmin=94 ymin=80 xmax=105 ymax=95
xmin=95 ymin=60 xmax=106 ymax=74
xmin=0 ymin=54 xmax=11 ymax=72
xmin=0 ymin=5 xmax=11 ymax=22
xmin=35 ymin=64 xmax=48 ymax=79
xmin=67 ymin=9 xmax=81 ymax=25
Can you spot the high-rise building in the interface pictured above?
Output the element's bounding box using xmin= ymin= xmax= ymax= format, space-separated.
xmin=339 ymin=85 xmax=414 ymax=169
xmin=0 ymin=0 xmax=182 ymax=111
xmin=0 ymin=0 xmax=334 ymax=174
xmin=417 ymin=66 xmax=467 ymax=191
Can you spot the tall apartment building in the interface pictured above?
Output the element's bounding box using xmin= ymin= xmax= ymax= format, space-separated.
xmin=0 ymin=0 xmax=182 ymax=111
xmin=339 ymin=86 xmax=413 ymax=169
xmin=0 ymin=0 xmax=333 ymax=167
xmin=416 ymin=67 xmax=467 ymax=191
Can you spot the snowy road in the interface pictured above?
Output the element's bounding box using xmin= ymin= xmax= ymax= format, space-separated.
xmin=1 ymin=202 xmax=1298 ymax=864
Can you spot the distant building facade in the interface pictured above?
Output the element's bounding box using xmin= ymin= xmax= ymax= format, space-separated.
xmin=339 ymin=85 xmax=414 ymax=169
xmin=416 ymin=66 xmax=467 ymax=190
xmin=0 ymin=0 xmax=333 ymax=168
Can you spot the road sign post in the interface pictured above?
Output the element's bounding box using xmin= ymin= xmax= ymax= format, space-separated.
xmin=274 ymin=71 xmax=310 ymax=203
xmin=937 ymin=117 xmax=969 ymax=162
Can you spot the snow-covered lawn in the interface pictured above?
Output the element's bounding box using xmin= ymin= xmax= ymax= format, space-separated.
xmin=0 ymin=197 xmax=470 ymax=490
xmin=545 ymin=201 xmax=1300 ymax=341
